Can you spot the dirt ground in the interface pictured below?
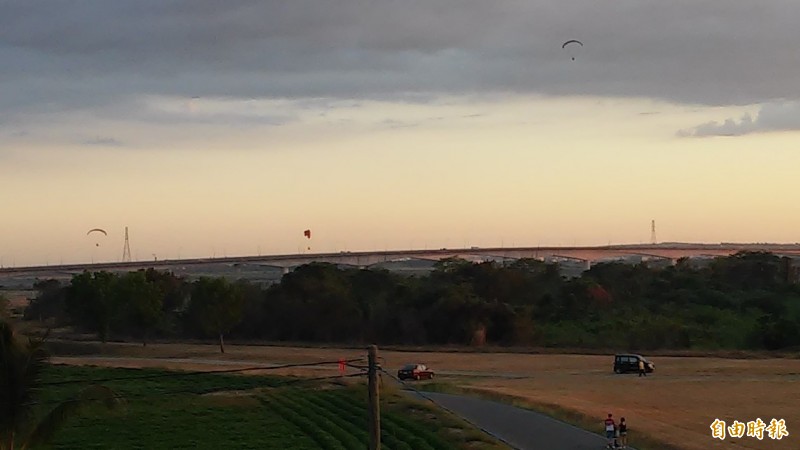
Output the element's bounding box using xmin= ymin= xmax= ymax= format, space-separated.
xmin=50 ymin=342 xmax=799 ymax=450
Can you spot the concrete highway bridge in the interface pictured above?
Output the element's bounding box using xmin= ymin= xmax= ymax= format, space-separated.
xmin=2 ymin=243 xmax=800 ymax=290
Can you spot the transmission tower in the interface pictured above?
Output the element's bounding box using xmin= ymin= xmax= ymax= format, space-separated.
xmin=122 ymin=226 xmax=132 ymax=262
xmin=650 ymin=220 xmax=657 ymax=245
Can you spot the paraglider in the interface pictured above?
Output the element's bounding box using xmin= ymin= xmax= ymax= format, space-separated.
xmin=87 ymin=228 xmax=107 ymax=247
xmin=303 ymin=229 xmax=311 ymax=251
xmin=562 ymin=39 xmax=584 ymax=61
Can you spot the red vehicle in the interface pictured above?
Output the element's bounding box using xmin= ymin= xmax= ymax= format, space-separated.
xmin=398 ymin=364 xmax=434 ymax=381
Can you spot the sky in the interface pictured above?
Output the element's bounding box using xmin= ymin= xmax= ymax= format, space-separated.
xmin=2 ymin=0 xmax=800 ymax=266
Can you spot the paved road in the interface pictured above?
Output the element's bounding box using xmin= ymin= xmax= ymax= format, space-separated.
xmin=410 ymin=391 xmax=634 ymax=450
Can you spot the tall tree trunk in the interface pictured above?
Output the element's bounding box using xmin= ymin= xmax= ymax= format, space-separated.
xmin=218 ymin=332 xmax=225 ymax=353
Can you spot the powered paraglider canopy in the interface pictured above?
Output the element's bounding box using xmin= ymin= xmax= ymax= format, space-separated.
xmin=562 ymin=39 xmax=584 ymax=49
xmin=87 ymin=228 xmax=108 ymax=247
xmin=562 ymin=39 xmax=584 ymax=61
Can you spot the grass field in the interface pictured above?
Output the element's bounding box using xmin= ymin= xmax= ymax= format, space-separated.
xmin=407 ymin=354 xmax=800 ymax=450
xmin=45 ymin=341 xmax=800 ymax=450
xmin=34 ymin=365 xmax=508 ymax=450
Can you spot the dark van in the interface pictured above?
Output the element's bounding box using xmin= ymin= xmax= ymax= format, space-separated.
xmin=613 ymin=354 xmax=655 ymax=374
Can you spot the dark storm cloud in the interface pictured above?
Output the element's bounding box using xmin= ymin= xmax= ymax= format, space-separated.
xmin=1 ymin=0 xmax=799 ymax=124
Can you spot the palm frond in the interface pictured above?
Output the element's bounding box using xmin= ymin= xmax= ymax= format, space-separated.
xmin=1 ymin=321 xmax=50 ymax=441
xmin=2 ymin=322 xmax=124 ymax=450
xmin=24 ymin=385 xmax=124 ymax=449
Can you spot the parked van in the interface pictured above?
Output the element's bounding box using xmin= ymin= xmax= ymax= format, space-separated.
xmin=613 ymin=354 xmax=655 ymax=374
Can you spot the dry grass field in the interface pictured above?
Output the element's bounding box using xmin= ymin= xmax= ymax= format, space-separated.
xmin=50 ymin=341 xmax=799 ymax=450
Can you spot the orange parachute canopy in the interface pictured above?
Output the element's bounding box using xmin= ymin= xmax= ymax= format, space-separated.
xmin=303 ymin=229 xmax=311 ymax=239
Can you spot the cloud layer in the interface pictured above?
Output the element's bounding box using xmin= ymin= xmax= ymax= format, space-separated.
xmin=2 ymin=0 xmax=799 ymax=126
xmin=679 ymin=102 xmax=800 ymax=137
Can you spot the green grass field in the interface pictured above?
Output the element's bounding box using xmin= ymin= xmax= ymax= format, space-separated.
xmin=33 ymin=365 xmax=506 ymax=450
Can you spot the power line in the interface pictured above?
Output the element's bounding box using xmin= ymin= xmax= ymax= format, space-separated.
xmin=41 ymin=358 xmax=367 ymax=387
xmin=28 ymin=371 xmax=367 ymax=408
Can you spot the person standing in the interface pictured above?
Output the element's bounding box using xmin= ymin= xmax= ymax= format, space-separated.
xmin=618 ymin=417 xmax=628 ymax=448
xmin=638 ymin=358 xmax=646 ymax=377
xmin=604 ymin=413 xmax=617 ymax=449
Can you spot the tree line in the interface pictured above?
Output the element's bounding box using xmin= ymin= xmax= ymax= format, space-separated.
xmin=22 ymin=251 xmax=800 ymax=352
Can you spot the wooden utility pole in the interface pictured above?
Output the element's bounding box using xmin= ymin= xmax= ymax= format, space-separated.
xmin=368 ymin=345 xmax=381 ymax=450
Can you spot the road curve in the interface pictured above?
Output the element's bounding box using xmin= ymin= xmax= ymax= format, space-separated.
xmin=410 ymin=391 xmax=635 ymax=450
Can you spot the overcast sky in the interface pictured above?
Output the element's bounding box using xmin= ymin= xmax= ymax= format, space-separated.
xmin=2 ymin=0 xmax=799 ymax=266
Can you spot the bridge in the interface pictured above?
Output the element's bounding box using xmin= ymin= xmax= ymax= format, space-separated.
xmin=2 ymin=243 xmax=800 ymax=289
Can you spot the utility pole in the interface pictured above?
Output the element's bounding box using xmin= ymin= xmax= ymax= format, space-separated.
xmin=368 ymin=345 xmax=381 ymax=450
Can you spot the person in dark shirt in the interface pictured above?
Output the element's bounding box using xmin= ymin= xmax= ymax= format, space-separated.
xmin=618 ymin=417 xmax=628 ymax=449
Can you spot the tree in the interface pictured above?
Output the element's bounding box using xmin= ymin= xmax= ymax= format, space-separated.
xmin=266 ymin=264 xmax=361 ymax=342
xmin=1 ymin=321 xmax=122 ymax=450
xmin=233 ymin=279 xmax=268 ymax=339
xmin=115 ymin=272 xmax=163 ymax=346
xmin=143 ymin=268 xmax=190 ymax=334
xmin=23 ymin=280 xmax=67 ymax=324
xmin=64 ymin=271 xmax=119 ymax=343
xmin=187 ymin=277 xmax=244 ymax=353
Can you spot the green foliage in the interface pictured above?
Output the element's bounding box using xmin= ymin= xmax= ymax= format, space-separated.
xmin=53 ymin=270 xmax=185 ymax=344
xmin=39 ymin=367 xmax=312 ymax=450
xmin=142 ymin=268 xmax=190 ymax=335
xmin=24 ymin=280 xmax=67 ymax=324
xmin=114 ymin=272 xmax=163 ymax=346
xmin=65 ymin=271 xmax=118 ymax=342
xmin=186 ymin=277 xmax=244 ymax=352
xmin=1 ymin=322 xmax=121 ymax=450
xmin=1 ymin=320 xmax=48 ymax=449
xmin=38 ymin=366 xmax=494 ymax=450
xmin=27 ymin=251 xmax=800 ymax=351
